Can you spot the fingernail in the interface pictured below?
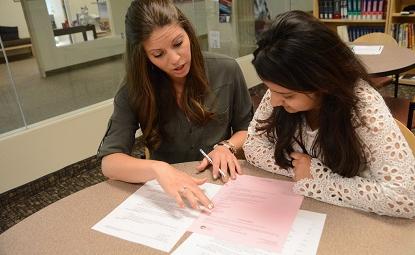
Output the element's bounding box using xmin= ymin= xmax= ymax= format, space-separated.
xmin=213 ymin=174 xmax=218 ymax=179
xmin=208 ymin=203 xmax=214 ymax=209
xmin=199 ymin=205 xmax=211 ymax=213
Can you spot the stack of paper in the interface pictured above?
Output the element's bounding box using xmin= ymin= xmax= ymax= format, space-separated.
xmin=92 ymin=176 xmax=326 ymax=255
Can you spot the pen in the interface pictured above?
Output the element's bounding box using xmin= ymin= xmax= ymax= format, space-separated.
xmin=199 ymin=148 xmax=227 ymax=178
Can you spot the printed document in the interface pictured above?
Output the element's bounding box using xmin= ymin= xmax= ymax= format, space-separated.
xmin=189 ymin=175 xmax=304 ymax=252
xmin=92 ymin=180 xmax=221 ymax=252
xmin=172 ymin=210 xmax=326 ymax=255
xmin=351 ymin=45 xmax=384 ymax=55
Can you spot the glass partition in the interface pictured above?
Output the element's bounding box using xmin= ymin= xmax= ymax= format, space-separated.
xmin=0 ymin=35 xmax=27 ymax=134
xmin=0 ymin=0 xmax=313 ymax=136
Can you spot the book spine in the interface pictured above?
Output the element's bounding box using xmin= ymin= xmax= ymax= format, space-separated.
xmin=333 ymin=0 xmax=341 ymax=18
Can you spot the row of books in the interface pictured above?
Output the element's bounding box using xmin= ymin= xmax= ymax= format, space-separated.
xmin=337 ymin=25 xmax=384 ymax=42
xmin=391 ymin=23 xmax=415 ymax=49
xmin=319 ymin=0 xmax=387 ymax=20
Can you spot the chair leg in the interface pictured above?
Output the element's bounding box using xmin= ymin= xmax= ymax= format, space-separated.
xmin=394 ymin=73 xmax=399 ymax=98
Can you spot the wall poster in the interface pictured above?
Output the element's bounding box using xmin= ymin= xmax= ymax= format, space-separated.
xmin=219 ymin=0 xmax=232 ymax=23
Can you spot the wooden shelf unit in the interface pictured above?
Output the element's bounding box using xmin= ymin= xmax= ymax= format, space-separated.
xmin=387 ymin=0 xmax=415 ymax=77
xmin=387 ymin=0 xmax=415 ymax=33
xmin=312 ymin=0 xmax=390 ymax=32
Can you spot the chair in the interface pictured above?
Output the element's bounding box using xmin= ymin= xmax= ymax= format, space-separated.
xmin=353 ymin=32 xmax=399 ymax=95
xmin=144 ymin=147 xmax=150 ymax=159
xmin=235 ymin=54 xmax=262 ymax=90
xmin=395 ymin=119 xmax=415 ymax=156
xmin=236 ymin=54 xmax=265 ymax=111
xmin=384 ymin=97 xmax=415 ymax=130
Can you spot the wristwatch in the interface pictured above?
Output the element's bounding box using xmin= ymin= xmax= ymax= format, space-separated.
xmin=213 ymin=140 xmax=237 ymax=154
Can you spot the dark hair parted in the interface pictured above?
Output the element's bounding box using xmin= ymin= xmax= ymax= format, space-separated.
xmin=252 ymin=11 xmax=370 ymax=177
xmin=125 ymin=0 xmax=212 ymax=150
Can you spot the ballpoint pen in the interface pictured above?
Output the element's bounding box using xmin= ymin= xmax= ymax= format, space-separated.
xmin=199 ymin=148 xmax=227 ymax=178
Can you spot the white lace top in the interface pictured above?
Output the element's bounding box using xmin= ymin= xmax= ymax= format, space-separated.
xmin=243 ymin=80 xmax=415 ymax=218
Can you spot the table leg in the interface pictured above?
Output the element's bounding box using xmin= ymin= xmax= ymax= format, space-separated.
xmin=82 ymin=31 xmax=87 ymax=41
xmin=394 ymin=73 xmax=399 ymax=98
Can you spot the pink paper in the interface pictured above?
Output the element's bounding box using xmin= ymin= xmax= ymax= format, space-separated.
xmin=189 ymin=175 xmax=303 ymax=252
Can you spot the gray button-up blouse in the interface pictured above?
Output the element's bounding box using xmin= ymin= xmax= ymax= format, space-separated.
xmin=97 ymin=52 xmax=253 ymax=163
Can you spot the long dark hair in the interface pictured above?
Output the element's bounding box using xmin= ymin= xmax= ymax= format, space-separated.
xmin=125 ymin=0 xmax=212 ymax=150
xmin=252 ymin=11 xmax=370 ymax=177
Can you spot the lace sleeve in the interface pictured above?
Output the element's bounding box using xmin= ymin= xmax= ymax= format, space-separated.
xmin=243 ymin=90 xmax=293 ymax=177
xmin=293 ymin=83 xmax=415 ymax=218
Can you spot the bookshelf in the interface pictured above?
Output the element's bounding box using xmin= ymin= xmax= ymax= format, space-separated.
xmin=313 ymin=0 xmax=390 ymax=41
xmin=386 ymin=0 xmax=415 ymax=34
xmin=387 ymin=0 xmax=415 ymax=82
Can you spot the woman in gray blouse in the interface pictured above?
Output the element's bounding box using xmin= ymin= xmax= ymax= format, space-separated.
xmin=98 ymin=0 xmax=253 ymax=210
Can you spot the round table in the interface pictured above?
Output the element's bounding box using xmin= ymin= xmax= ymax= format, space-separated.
xmin=353 ymin=43 xmax=415 ymax=98
xmin=1 ymin=161 xmax=414 ymax=255
xmin=353 ymin=43 xmax=415 ymax=77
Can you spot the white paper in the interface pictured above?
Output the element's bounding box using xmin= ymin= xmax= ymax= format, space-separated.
xmin=172 ymin=210 xmax=326 ymax=255
xmin=351 ymin=45 xmax=384 ymax=55
xmin=92 ymin=180 xmax=221 ymax=252
xmin=209 ymin=31 xmax=221 ymax=49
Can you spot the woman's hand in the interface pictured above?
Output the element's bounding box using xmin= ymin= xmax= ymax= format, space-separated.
xmin=196 ymin=145 xmax=242 ymax=181
xmin=290 ymin=152 xmax=313 ymax=181
xmin=153 ymin=161 xmax=214 ymax=210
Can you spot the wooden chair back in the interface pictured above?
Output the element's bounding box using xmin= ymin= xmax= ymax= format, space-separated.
xmin=395 ymin=119 xmax=415 ymax=156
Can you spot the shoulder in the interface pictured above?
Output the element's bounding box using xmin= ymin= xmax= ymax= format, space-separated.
xmin=202 ymin=52 xmax=244 ymax=90
xmin=203 ymin=51 xmax=239 ymax=72
xmin=355 ymin=79 xmax=384 ymax=105
xmin=113 ymin=80 xmax=136 ymax=113
xmin=353 ymin=79 xmax=395 ymax=133
xmin=114 ymin=81 xmax=129 ymax=103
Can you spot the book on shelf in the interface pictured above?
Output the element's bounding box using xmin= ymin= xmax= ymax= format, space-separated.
xmin=318 ymin=0 xmax=387 ymax=20
xmin=352 ymin=25 xmax=383 ymax=41
xmin=336 ymin=25 xmax=384 ymax=41
xmin=391 ymin=23 xmax=415 ymax=49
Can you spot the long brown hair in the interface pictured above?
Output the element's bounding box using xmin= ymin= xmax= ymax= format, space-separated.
xmin=125 ymin=0 xmax=212 ymax=150
xmin=253 ymin=11 xmax=370 ymax=177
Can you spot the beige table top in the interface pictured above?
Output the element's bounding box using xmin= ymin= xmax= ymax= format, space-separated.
xmin=1 ymin=161 xmax=414 ymax=255
xmin=352 ymin=43 xmax=415 ymax=77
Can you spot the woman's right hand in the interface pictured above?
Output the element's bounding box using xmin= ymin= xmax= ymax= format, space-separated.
xmin=152 ymin=161 xmax=214 ymax=210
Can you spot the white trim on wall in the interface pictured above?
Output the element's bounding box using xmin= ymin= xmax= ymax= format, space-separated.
xmin=0 ymin=100 xmax=113 ymax=194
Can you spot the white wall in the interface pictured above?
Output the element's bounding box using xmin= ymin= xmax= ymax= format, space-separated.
xmin=268 ymin=0 xmax=313 ymax=19
xmin=206 ymin=0 xmax=239 ymax=58
xmin=176 ymin=0 xmax=208 ymax=36
xmin=107 ymin=0 xmax=132 ymax=37
xmin=0 ymin=0 xmax=30 ymax=38
xmin=0 ymin=100 xmax=113 ymax=194
xmin=290 ymin=0 xmax=313 ymax=12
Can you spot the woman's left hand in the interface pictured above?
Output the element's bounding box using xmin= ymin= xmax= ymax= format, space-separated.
xmin=196 ymin=145 xmax=242 ymax=182
xmin=290 ymin=152 xmax=313 ymax=181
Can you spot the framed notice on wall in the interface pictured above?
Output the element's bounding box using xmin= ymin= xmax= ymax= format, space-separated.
xmin=219 ymin=0 xmax=232 ymax=23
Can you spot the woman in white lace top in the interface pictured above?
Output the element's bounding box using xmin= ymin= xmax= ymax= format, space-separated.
xmin=243 ymin=11 xmax=415 ymax=218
